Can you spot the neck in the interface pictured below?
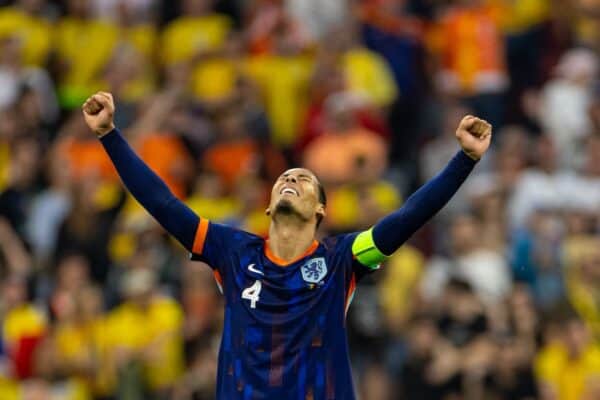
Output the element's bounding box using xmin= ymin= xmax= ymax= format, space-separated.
xmin=267 ymin=216 xmax=317 ymax=264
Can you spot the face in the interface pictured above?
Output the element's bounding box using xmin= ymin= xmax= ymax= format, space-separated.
xmin=449 ymin=215 xmax=479 ymax=254
xmin=267 ymin=168 xmax=325 ymax=225
xmin=2 ymin=279 xmax=26 ymax=309
xmin=564 ymin=319 xmax=589 ymax=356
xmin=57 ymin=254 xmax=90 ymax=292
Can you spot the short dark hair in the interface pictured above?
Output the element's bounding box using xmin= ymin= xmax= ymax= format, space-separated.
xmin=316 ymin=178 xmax=327 ymax=228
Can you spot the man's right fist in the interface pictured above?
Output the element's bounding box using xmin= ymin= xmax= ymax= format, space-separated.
xmin=455 ymin=115 xmax=492 ymax=161
xmin=82 ymin=92 xmax=116 ymax=137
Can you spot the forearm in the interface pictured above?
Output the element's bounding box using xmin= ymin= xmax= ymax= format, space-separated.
xmin=373 ymin=150 xmax=477 ymax=255
xmin=100 ymin=129 xmax=199 ymax=250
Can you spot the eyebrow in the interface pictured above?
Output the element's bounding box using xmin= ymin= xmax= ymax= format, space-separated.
xmin=281 ymin=172 xmax=314 ymax=180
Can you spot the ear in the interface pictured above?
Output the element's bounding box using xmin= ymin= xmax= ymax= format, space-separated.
xmin=316 ymin=203 xmax=326 ymax=220
xmin=265 ymin=207 xmax=271 ymax=216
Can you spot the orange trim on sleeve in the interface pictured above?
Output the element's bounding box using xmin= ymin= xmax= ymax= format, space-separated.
xmin=213 ymin=270 xmax=224 ymax=294
xmin=345 ymin=273 xmax=356 ymax=313
xmin=214 ymin=270 xmax=223 ymax=285
xmin=192 ymin=218 xmax=210 ymax=255
xmin=264 ymin=239 xmax=320 ymax=266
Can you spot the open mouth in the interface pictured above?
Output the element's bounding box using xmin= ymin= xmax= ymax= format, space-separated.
xmin=280 ymin=187 xmax=299 ymax=196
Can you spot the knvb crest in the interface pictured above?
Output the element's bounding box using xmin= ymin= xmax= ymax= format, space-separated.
xmin=301 ymin=258 xmax=327 ymax=284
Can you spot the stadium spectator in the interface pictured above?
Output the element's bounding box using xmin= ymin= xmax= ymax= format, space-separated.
xmin=0 ymin=0 xmax=54 ymax=68
xmin=285 ymin=0 xmax=347 ymax=41
xmin=538 ymin=48 xmax=599 ymax=167
xmin=245 ymin=31 xmax=313 ymax=147
xmin=536 ymin=313 xmax=600 ymax=400
xmin=245 ymin=0 xmax=311 ymax=55
xmin=507 ymin=134 xmax=564 ymax=229
xmin=107 ymin=267 xmax=184 ymax=398
xmin=1 ymin=275 xmax=46 ymax=380
xmin=303 ymin=92 xmax=388 ymax=185
xmin=54 ymin=0 xmax=120 ymax=109
xmin=421 ymin=214 xmax=512 ymax=304
xmin=429 ymin=0 xmax=509 ymax=128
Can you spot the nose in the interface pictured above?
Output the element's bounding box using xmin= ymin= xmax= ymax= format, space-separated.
xmin=285 ymin=175 xmax=297 ymax=184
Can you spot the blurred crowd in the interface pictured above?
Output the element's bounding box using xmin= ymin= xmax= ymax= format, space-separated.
xmin=0 ymin=0 xmax=599 ymax=399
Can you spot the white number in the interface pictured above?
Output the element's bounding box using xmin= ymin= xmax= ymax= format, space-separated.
xmin=242 ymin=280 xmax=262 ymax=309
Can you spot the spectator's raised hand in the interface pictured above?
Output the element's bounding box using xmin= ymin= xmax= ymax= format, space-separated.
xmin=82 ymin=91 xmax=116 ymax=136
xmin=456 ymin=115 xmax=492 ymax=161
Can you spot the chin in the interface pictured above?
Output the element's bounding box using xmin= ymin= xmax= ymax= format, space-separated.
xmin=274 ymin=198 xmax=296 ymax=215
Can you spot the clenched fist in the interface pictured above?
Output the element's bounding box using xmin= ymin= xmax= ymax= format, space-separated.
xmin=82 ymin=92 xmax=116 ymax=136
xmin=455 ymin=116 xmax=492 ymax=161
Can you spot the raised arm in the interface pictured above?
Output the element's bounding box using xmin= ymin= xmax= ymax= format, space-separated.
xmin=352 ymin=116 xmax=492 ymax=266
xmin=82 ymin=92 xmax=199 ymax=251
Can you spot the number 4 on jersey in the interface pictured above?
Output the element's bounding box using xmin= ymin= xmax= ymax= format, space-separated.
xmin=242 ymin=280 xmax=262 ymax=308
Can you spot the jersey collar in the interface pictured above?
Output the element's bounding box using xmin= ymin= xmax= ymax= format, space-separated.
xmin=264 ymin=239 xmax=320 ymax=266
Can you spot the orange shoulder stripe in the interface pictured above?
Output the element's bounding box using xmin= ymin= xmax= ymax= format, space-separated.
xmin=192 ymin=218 xmax=209 ymax=255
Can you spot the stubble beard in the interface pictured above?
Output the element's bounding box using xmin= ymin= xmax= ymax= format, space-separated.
xmin=273 ymin=199 xmax=309 ymax=223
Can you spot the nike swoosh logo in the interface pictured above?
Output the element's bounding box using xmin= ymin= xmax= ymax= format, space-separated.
xmin=248 ymin=264 xmax=264 ymax=275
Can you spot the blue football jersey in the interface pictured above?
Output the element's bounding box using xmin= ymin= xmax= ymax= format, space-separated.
xmin=191 ymin=220 xmax=376 ymax=400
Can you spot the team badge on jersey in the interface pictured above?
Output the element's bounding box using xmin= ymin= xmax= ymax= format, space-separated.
xmin=301 ymin=257 xmax=328 ymax=284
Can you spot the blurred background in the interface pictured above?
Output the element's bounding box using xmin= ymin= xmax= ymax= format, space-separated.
xmin=0 ymin=0 xmax=598 ymax=399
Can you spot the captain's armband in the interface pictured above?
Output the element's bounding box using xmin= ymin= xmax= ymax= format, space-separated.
xmin=351 ymin=228 xmax=387 ymax=269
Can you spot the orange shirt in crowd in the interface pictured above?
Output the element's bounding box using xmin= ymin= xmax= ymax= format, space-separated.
xmin=136 ymin=133 xmax=193 ymax=199
xmin=203 ymin=139 xmax=258 ymax=190
xmin=303 ymin=128 xmax=387 ymax=184
xmin=55 ymin=136 xmax=117 ymax=182
xmin=429 ymin=4 xmax=508 ymax=95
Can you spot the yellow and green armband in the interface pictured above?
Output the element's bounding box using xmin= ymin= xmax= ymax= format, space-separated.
xmin=351 ymin=228 xmax=387 ymax=269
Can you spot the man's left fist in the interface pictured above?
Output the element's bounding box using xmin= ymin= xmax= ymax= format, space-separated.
xmin=455 ymin=115 xmax=492 ymax=161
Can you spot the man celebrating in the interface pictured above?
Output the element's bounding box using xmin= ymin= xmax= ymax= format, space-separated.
xmin=83 ymin=92 xmax=491 ymax=399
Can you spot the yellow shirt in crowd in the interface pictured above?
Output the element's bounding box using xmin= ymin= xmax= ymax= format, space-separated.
xmin=54 ymin=17 xmax=119 ymax=108
xmin=0 ymin=377 xmax=18 ymax=400
xmin=246 ymin=55 xmax=313 ymax=147
xmin=491 ymin=0 xmax=550 ymax=34
xmin=536 ymin=343 xmax=600 ymax=400
xmin=379 ymin=245 xmax=425 ymax=327
xmin=54 ymin=318 xmax=115 ymax=397
xmin=187 ymin=195 xmax=241 ymax=222
xmin=328 ymin=182 xmax=401 ymax=230
xmin=343 ymin=48 xmax=398 ymax=107
xmin=0 ymin=7 xmax=52 ymax=66
xmin=115 ymin=24 xmax=159 ymax=102
xmin=161 ymin=14 xmax=232 ymax=65
xmin=107 ymin=296 xmax=185 ymax=390
xmin=193 ymin=57 xmax=240 ymax=102
xmin=3 ymin=304 xmax=46 ymax=348
xmin=160 ymin=13 xmax=235 ymax=103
